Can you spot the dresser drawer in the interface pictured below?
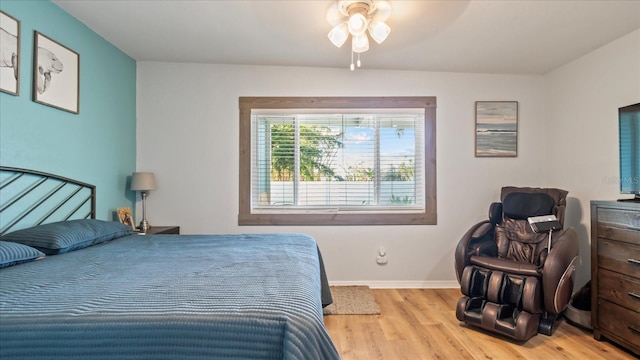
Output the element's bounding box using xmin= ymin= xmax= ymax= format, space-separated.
xmin=597 ymin=238 xmax=640 ymax=276
xmin=598 ymin=268 xmax=640 ymax=310
xmin=597 ymin=300 xmax=640 ymax=350
xmin=598 ymin=207 xmax=640 ymax=229
xmin=597 ymin=208 xmax=640 ymax=245
xmin=597 ymin=224 xmax=640 ymax=245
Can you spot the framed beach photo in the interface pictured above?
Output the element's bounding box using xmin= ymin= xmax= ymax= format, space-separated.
xmin=0 ymin=11 xmax=20 ymax=95
xmin=32 ymin=31 xmax=79 ymax=114
xmin=475 ymin=101 xmax=518 ymax=157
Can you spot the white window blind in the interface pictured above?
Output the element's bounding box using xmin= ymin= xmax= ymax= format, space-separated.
xmin=251 ymin=110 xmax=425 ymax=213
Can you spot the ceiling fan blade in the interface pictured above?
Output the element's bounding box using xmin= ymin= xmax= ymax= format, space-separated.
xmin=326 ymin=2 xmax=345 ymax=27
xmin=373 ymin=0 xmax=391 ymax=21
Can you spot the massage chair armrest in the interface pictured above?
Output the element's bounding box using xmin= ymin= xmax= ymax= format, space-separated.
xmin=454 ymin=220 xmax=497 ymax=283
xmin=541 ymin=226 xmax=580 ymax=314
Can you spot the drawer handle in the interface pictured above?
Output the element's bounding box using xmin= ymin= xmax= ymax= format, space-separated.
xmin=630 ymin=292 xmax=640 ymax=300
xmin=630 ymin=325 xmax=640 ymax=335
xmin=629 ymin=259 xmax=640 ymax=265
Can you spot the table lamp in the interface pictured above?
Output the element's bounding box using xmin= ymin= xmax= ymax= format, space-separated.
xmin=130 ymin=172 xmax=156 ymax=233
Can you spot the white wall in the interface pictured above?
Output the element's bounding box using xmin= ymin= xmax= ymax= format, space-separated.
xmin=136 ymin=29 xmax=639 ymax=287
xmin=544 ymin=29 xmax=640 ymax=287
xmin=137 ymin=64 xmax=550 ymax=287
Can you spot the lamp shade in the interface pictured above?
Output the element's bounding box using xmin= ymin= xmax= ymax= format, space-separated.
xmin=130 ymin=172 xmax=156 ymax=191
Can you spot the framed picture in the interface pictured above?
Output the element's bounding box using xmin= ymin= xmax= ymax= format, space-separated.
xmin=0 ymin=11 xmax=20 ymax=96
xmin=117 ymin=207 xmax=136 ymax=230
xmin=475 ymin=101 xmax=518 ymax=157
xmin=32 ymin=31 xmax=79 ymax=114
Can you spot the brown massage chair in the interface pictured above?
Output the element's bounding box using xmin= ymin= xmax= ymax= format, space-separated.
xmin=454 ymin=187 xmax=579 ymax=341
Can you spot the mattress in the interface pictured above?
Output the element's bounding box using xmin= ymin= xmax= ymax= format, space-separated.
xmin=0 ymin=233 xmax=339 ymax=359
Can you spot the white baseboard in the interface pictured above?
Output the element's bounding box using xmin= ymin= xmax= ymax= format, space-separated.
xmin=328 ymin=280 xmax=459 ymax=289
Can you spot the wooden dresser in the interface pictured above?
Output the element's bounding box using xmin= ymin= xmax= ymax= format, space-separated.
xmin=590 ymin=200 xmax=640 ymax=355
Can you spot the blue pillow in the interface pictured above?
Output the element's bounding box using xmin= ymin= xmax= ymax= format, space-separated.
xmin=0 ymin=241 xmax=45 ymax=268
xmin=0 ymin=219 xmax=133 ymax=255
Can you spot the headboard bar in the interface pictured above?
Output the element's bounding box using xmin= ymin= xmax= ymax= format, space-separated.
xmin=63 ymin=192 xmax=93 ymax=221
xmin=1 ymin=180 xmax=67 ymax=231
xmin=0 ymin=166 xmax=96 ymax=235
xmin=0 ymin=177 xmax=49 ymax=213
xmin=0 ymin=171 xmax=24 ymax=191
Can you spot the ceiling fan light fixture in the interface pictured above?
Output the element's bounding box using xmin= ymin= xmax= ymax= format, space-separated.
xmin=327 ymin=0 xmax=391 ymax=70
xmin=347 ymin=12 xmax=368 ymax=36
xmin=328 ymin=23 xmax=349 ymax=47
xmin=352 ymin=33 xmax=369 ymax=53
xmin=368 ymin=19 xmax=390 ymax=44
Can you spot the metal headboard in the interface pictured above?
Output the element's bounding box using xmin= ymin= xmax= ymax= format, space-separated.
xmin=0 ymin=166 xmax=96 ymax=235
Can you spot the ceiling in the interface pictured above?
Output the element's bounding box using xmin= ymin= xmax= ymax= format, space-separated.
xmin=53 ymin=0 xmax=640 ymax=75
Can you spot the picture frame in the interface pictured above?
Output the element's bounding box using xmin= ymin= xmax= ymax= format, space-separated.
xmin=475 ymin=101 xmax=518 ymax=157
xmin=0 ymin=10 xmax=20 ymax=96
xmin=32 ymin=31 xmax=79 ymax=114
xmin=117 ymin=207 xmax=136 ymax=230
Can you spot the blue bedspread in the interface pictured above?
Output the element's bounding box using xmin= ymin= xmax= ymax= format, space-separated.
xmin=0 ymin=233 xmax=340 ymax=359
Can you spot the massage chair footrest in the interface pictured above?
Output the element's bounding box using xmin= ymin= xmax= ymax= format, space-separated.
xmin=456 ymin=296 xmax=540 ymax=341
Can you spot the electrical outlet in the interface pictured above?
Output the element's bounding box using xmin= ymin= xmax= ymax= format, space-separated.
xmin=376 ymin=255 xmax=387 ymax=265
xmin=376 ymin=246 xmax=387 ymax=264
xmin=378 ymin=246 xmax=386 ymax=256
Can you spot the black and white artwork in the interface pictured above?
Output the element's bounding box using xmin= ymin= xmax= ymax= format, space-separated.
xmin=33 ymin=31 xmax=79 ymax=114
xmin=0 ymin=11 xmax=20 ymax=96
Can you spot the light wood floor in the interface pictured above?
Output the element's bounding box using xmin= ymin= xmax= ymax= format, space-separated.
xmin=324 ymin=288 xmax=637 ymax=360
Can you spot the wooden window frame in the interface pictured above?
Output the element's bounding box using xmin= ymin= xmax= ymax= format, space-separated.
xmin=238 ymin=96 xmax=437 ymax=225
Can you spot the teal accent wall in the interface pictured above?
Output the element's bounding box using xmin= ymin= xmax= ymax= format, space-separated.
xmin=0 ymin=0 xmax=136 ymax=221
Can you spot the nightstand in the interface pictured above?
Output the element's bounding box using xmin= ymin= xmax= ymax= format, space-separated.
xmin=141 ymin=226 xmax=180 ymax=235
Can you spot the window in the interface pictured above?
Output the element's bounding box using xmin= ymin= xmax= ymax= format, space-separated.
xmin=239 ymin=97 xmax=436 ymax=225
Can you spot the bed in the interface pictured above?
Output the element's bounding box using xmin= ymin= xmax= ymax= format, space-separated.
xmin=0 ymin=167 xmax=339 ymax=360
